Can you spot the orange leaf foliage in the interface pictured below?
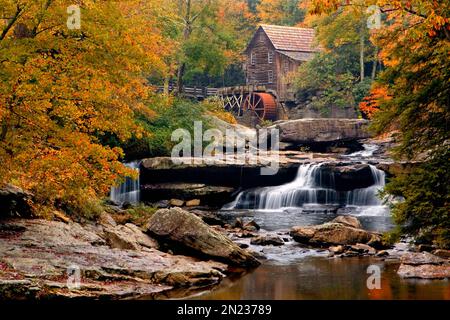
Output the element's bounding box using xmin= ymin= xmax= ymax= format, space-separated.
xmin=359 ymin=85 xmax=391 ymax=119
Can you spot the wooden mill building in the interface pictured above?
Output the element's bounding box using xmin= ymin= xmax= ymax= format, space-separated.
xmin=244 ymin=24 xmax=318 ymax=102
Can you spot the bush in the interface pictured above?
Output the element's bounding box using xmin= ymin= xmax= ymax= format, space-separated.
xmin=383 ymin=147 xmax=450 ymax=249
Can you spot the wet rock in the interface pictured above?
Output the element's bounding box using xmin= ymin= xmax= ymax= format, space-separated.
xmin=0 ymin=185 xmax=34 ymax=218
xmin=376 ymin=250 xmax=390 ymax=257
xmin=250 ymin=235 xmax=284 ymax=246
xmin=290 ymin=222 xmax=373 ymax=246
xmin=367 ymin=234 xmax=389 ymax=250
xmin=432 ymin=249 xmax=450 ymax=259
xmin=249 ymin=251 xmax=267 ymax=260
xmin=235 ymin=230 xmax=258 ymax=238
xmin=332 ymin=216 xmax=362 ymax=229
xmin=397 ymin=252 xmax=450 ymax=280
xmin=329 ymin=245 xmax=345 ymax=254
xmin=321 ymin=164 xmax=379 ymax=190
xmin=169 ymin=199 xmax=184 ymax=207
xmin=0 ymin=219 xmax=227 ymax=299
xmin=233 ymin=218 xmax=244 ymax=229
xmin=146 ymin=207 xmax=260 ymax=268
xmin=186 ymin=199 xmax=201 ymax=207
xmin=238 ymin=243 xmax=249 ymax=249
xmin=400 ymin=252 xmax=446 ymax=265
xmin=349 ymin=243 xmax=376 ymax=255
xmin=243 ymin=220 xmax=261 ymax=232
xmin=397 ymin=264 xmax=450 ymax=280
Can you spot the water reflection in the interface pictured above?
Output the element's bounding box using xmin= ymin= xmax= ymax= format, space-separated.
xmin=190 ymin=257 xmax=450 ymax=300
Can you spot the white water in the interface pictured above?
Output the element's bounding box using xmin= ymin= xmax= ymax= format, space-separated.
xmin=225 ymin=163 xmax=387 ymax=216
xmin=344 ymin=144 xmax=379 ymax=159
xmin=110 ymin=161 xmax=140 ymax=204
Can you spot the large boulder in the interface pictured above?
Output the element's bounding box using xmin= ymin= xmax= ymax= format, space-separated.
xmin=331 ymin=216 xmax=363 ymax=229
xmin=270 ymin=118 xmax=371 ymax=144
xmin=290 ymin=216 xmax=374 ymax=246
xmin=146 ymin=207 xmax=260 ymax=267
xmin=397 ymin=252 xmax=450 ymax=279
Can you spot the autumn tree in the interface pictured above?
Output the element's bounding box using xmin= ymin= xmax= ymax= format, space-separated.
xmin=295 ymin=1 xmax=378 ymax=114
xmin=308 ymin=0 xmax=450 ymax=247
xmin=257 ymin=0 xmax=305 ymax=26
xmin=160 ymin=0 xmax=253 ymax=92
xmin=0 ymin=0 xmax=171 ymax=216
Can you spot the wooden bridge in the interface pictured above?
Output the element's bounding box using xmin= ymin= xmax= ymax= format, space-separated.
xmin=157 ymin=84 xmax=279 ymax=121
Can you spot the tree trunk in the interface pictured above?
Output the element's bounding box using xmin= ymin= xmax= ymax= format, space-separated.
xmin=359 ymin=20 xmax=365 ymax=82
xmin=176 ymin=0 xmax=193 ymax=95
xmin=371 ymin=47 xmax=379 ymax=80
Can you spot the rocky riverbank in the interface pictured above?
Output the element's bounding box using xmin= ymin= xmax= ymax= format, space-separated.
xmin=0 ymin=185 xmax=262 ymax=299
xmin=1 ymin=203 xmax=449 ymax=300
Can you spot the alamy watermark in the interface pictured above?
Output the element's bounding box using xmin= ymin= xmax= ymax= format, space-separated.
xmin=367 ymin=5 xmax=382 ymax=30
xmin=171 ymin=121 xmax=280 ymax=175
xmin=367 ymin=265 xmax=381 ymax=290
xmin=67 ymin=5 xmax=81 ymax=30
xmin=67 ymin=264 xmax=81 ymax=290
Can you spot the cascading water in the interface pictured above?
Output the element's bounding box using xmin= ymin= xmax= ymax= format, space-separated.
xmin=226 ymin=163 xmax=387 ymax=214
xmin=110 ymin=161 xmax=140 ymax=204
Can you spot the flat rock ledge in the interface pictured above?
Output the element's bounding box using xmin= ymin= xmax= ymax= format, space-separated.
xmin=0 ymin=219 xmax=228 ymax=299
xmin=397 ymin=252 xmax=450 ymax=280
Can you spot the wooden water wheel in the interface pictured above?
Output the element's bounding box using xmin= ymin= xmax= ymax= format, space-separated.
xmin=243 ymin=92 xmax=277 ymax=121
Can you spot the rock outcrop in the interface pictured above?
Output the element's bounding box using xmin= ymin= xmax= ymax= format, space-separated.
xmin=269 ymin=118 xmax=371 ymax=144
xmin=142 ymin=183 xmax=235 ymax=206
xmin=250 ymin=235 xmax=284 ymax=246
xmin=146 ymin=208 xmax=260 ymax=267
xmin=397 ymin=252 xmax=450 ymax=279
xmin=0 ymin=219 xmax=227 ymax=299
xmin=0 ymin=185 xmax=34 ymax=218
xmin=290 ymin=216 xmax=375 ymax=246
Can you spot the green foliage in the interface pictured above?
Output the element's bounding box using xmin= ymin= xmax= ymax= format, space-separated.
xmin=295 ymin=7 xmax=377 ymax=113
xmin=295 ymin=53 xmax=356 ymax=111
xmin=112 ymin=98 xmax=210 ymax=160
xmin=352 ymin=78 xmax=372 ymax=107
xmin=383 ymin=148 xmax=450 ymax=249
xmin=105 ymin=203 xmax=158 ymax=227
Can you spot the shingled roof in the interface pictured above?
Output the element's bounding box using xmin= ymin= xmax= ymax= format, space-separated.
xmin=254 ymin=24 xmax=318 ymax=53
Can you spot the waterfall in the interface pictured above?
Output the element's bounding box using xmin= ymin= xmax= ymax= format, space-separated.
xmin=346 ymin=166 xmax=385 ymax=206
xmin=227 ymin=163 xmax=386 ymax=211
xmin=110 ymin=161 xmax=140 ymax=204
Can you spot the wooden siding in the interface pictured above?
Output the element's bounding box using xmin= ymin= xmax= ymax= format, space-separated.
xmin=245 ymin=28 xmax=302 ymax=102
xmin=245 ymin=29 xmax=277 ymax=92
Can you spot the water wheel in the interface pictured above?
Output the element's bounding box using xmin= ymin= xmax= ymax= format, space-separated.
xmin=243 ymin=92 xmax=277 ymax=121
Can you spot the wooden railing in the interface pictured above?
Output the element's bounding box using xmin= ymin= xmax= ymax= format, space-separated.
xmin=156 ymin=85 xmax=219 ymax=99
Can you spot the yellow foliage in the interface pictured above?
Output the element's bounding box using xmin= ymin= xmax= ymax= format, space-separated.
xmin=0 ymin=0 xmax=173 ymax=216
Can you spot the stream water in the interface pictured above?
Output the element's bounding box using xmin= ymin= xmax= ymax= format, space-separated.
xmin=188 ymin=145 xmax=450 ymax=300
